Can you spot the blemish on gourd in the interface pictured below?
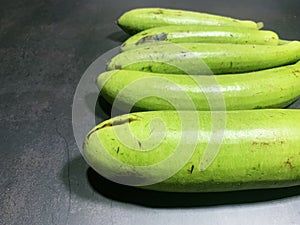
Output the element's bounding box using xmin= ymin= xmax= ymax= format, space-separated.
xmin=115 ymin=65 xmax=122 ymax=69
xmin=141 ymin=65 xmax=153 ymax=72
xmin=153 ymin=9 xmax=164 ymax=14
xmin=86 ymin=127 xmax=102 ymax=139
xmin=174 ymin=11 xmax=183 ymax=16
xmin=252 ymin=141 xmax=270 ymax=146
xmin=285 ymin=158 xmax=294 ymax=169
xmin=137 ymin=140 xmax=142 ymax=149
xmin=188 ymin=165 xmax=195 ymax=174
xmin=112 ymin=117 xmax=139 ymax=126
xmin=135 ymin=33 xmax=167 ymax=45
xmin=252 ymin=140 xmax=285 ymax=146
xmin=292 ymin=69 xmax=300 ymax=78
xmin=87 ymin=117 xmax=140 ymax=139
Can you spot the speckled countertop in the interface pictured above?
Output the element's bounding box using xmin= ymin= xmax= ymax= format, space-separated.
xmin=1 ymin=0 xmax=300 ymax=225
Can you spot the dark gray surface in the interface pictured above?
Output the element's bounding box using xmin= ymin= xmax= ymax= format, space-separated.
xmin=1 ymin=0 xmax=300 ymax=225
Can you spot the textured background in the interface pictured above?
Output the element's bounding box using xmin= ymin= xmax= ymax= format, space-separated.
xmin=1 ymin=0 xmax=300 ymax=225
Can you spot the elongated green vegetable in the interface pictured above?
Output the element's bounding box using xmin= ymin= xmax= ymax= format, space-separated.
xmin=121 ymin=25 xmax=279 ymax=51
xmin=84 ymin=109 xmax=300 ymax=192
xmin=108 ymin=41 xmax=300 ymax=74
xmin=117 ymin=8 xmax=262 ymax=34
xmin=98 ymin=61 xmax=300 ymax=111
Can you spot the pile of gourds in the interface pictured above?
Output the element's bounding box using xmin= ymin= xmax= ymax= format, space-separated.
xmin=83 ymin=8 xmax=300 ymax=192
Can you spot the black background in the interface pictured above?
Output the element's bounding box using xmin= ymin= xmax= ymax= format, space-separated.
xmin=1 ymin=1 xmax=300 ymax=225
